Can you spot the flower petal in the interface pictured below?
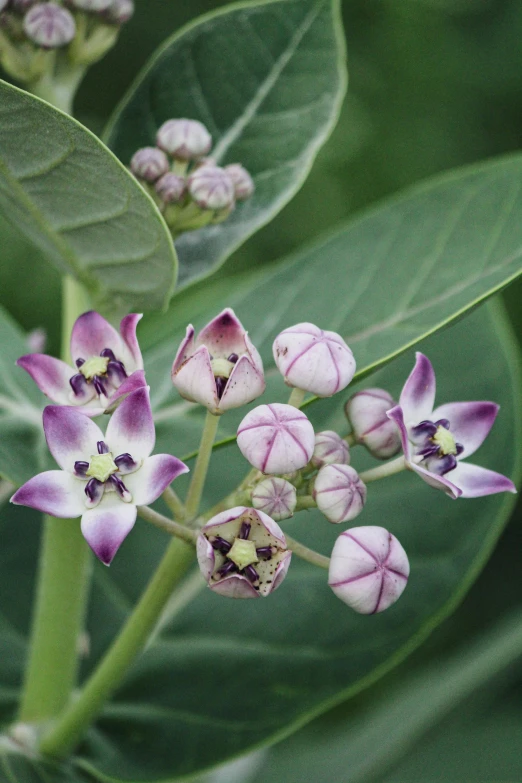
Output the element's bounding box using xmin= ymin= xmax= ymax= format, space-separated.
xmin=125 ymin=454 xmax=189 ymax=506
xmin=409 ymin=460 xmax=461 ymax=499
xmin=17 ymin=354 xmax=75 ymax=405
xmin=449 ymin=461 xmax=516 ymax=498
xmin=11 ymin=471 xmax=85 ymax=517
xmin=399 ymin=352 xmax=436 ymax=424
xmin=70 ymin=311 xmax=122 ymax=362
xmin=172 ymin=346 xmax=218 ymax=412
xmin=172 ymin=325 xmax=195 ymax=373
xmin=196 ymin=308 xmax=246 ymax=357
xmin=81 ymin=495 xmax=137 ymax=565
xmin=43 ymin=406 xmax=104 ymax=471
xmin=431 ymin=401 xmax=499 ymax=459
xmin=219 ymin=355 xmax=266 ymax=412
xmin=105 ymin=369 xmax=148 ymax=413
xmin=119 ymin=313 xmax=143 ymax=370
xmin=105 ymin=386 xmax=155 ymax=461
xmin=210 ymin=574 xmax=260 ymax=599
xmin=386 ymin=405 xmax=412 ymax=461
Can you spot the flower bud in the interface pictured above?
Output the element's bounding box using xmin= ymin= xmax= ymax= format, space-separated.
xmin=68 ymin=0 xmax=112 ymax=10
xmin=311 ymin=430 xmax=349 ymax=468
xmin=345 ymin=388 xmax=401 ymax=459
xmin=156 ymin=118 xmax=212 ymax=160
xmin=252 ymin=478 xmax=296 ymax=521
xmin=224 ymin=163 xmax=254 ymax=200
xmin=105 ymin=0 xmax=133 ymax=23
xmin=130 ymin=147 xmax=169 ymax=183
xmin=187 ymin=165 xmax=235 ymax=211
xmin=237 ymin=403 xmax=315 ymax=474
xmin=197 ymin=506 xmax=291 ymax=598
xmin=273 ymin=323 xmax=356 ymax=397
xmin=155 ymin=172 xmax=186 ymax=204
xmin=313 ymin=464 xmax=366 ymax=524
xmin=328 ymin=526 xmax=409 ymax=613
xmin=24 ymin=3 xmax=76 ymax=48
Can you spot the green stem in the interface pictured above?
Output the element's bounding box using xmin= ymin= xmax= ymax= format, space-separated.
xmin=295 ymin=495 xmax=316 ymax=511
xmin=137 ymin=505 xmax=197 ymax=545
xmin=287 ymin=387 xmax=306 ymax=408
xmin=285 ymin=534 xmax=330 ymax=570
xmin=29 ymin=61 xmax=86 ymax=116
xmin=344 ymin=432 xmax=356 ymax=446
xmin=39 ymin=537 xmax=194 ymax=758
xmin=184 ymin=411 xmax=220 ymax=520
xmin=358 ymin=455 xmax=407 ymax=484
xmin=162 ymin=486 xmax=186 ymax=521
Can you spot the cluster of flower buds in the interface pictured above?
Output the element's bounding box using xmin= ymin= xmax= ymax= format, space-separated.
xmin=0 ymin=0 xmax=133 ymax=83
xmin=129 ymin=118 xmax=254 ymax=235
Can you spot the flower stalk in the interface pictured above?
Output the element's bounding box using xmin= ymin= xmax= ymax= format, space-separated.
xmin=358 ymin=456 xmax=407 ymax=483
xmin=185 ymin=410 xmax=220 ymax=520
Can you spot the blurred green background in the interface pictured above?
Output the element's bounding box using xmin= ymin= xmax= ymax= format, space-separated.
xmin=2 ymin=0 xmax=522 ymax=779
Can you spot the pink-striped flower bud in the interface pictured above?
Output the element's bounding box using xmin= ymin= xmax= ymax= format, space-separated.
xmin=311 ymin=430 xmax=349 ymax=468
xmin=24 ymin=3 xmax=76 ymax=47
xmin=156 ymin=118 xmax=212 ymax=160
xmin=130 ymin=147 xmax=169 ymax=183
xmin=273 ymin=323 xmax=356 ymax=397
xmin=224 ymin=163 xmax=254 ymax=200
xmin=197 ymin=506 xmax=291 ymax=598
xmin=187 ymin=165 xmax=235 ymax=211
xmin=328 ymin=526 xmax=409 ymax=613
xmin=252 ymin=478 xmax=296 ymax=521
xmin=345 ymin=388 xmax=401 ymax=459
xmin=155 ymin=172 xmax=186 ymax=204
xmin=313 ymin=464 xmax=366 ymax=524
xmin=237 ymin=403 xmax=315 ymax=474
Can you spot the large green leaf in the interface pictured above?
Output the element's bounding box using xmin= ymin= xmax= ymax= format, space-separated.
xmin=104 ymin=0 xmax=346 ymax=289
xmin=0 ymin=81 xmax=177 ymax=313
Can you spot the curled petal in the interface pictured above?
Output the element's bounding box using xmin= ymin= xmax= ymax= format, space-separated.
xmin=196 ymin=534 xmax=215 ymax=582
xmin=210 ymin=574 xmax=260 ymax=599
xmin=81 ymin=496 xmax=137 ymax=565
xmin=125 ymin=454 xmax=189 ymax=506
xmin=70 ymin=311 xmax=122 ymax=364
xmin=430 ymin=401 xmax=499 ymax=459
xmin=172 ymin=346 xmax=218 ymax=412
xmin=105 ymin=369 xmax=148 ymax=413
xmin=385 ymin=405 xmax=412 ymax=461
xmin=105 ymin=387 xmax=155 ymax=461
xmin=43 ymin=406 xmax=103 ymax=471
xmin=119 ymin=313 xmax=143 ymax=371
xmin=196 ymin=308 xmax=246 ymax=357
xmin=172 ymin=325 xmax=196 ymax=373
xmin=409 ymin=460 xmax=461 ymax=499
xmin=17 ymin=354 xmax=75 ymax=405
xmin=219 ymin=354 xmax=266 ymax=412
xmin=449 ymin=461 xmax=516 ymax=498
xmin=399 ymin=352 xmax=436 ymax=425
xmin=11 ymin=471 xmax=85 ymax=518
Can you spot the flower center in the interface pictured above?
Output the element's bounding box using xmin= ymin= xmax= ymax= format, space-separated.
xmin=227 ymin=538 xmax=259 ymax=570
xmin=432 ymin=425 xmax=457 ymax=456
xmin=211 ymin=358 xmax=235 ymax=379
xmin=86 ymin=452 xmax=118 ymax=483
xmin=79 ymin=356 xmax=110 ymax=381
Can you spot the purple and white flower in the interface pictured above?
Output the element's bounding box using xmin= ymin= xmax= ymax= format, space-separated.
xmin=11 ymin=388 xmax=188 ymax=565
xmin=24 ymin=3 xmax=76 ymax=48
xmin=17 ymin=310 xmax=146 ymax=416
xmin=171 ymin=308 xmax=265 ymax=415
xmin=156 ymin=119 xmax=212 ymax=161
xmin=187 ymin=165 xmax=235 ymax=211
xmin=311 ymin=430 xmax=350 ymax=468
xmin=387 ymin=352 xmax=517 ymax=499
xmin=252 ymin=477 xmax=296 ymax=521
xmin=273 ymin=323 xmax=356 ymax=397
xmin=130 ymin=147 xmax=170 ymax=183
xmin=345 ymin=388 xmax=402 ymax=459
xmin=313 ymin=463 xmax=366 ymax=524
xmin=237 ymin=403 xmax=315 ymax=474
xmin=328 ymin=526 xmax=409 ymax=614
xmin=197 ymin=506 xmax=291 ymax=598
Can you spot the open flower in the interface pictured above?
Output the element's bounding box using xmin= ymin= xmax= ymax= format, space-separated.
xmin=387 ymin=352 xmax=516 ymax=499
xmin=171 ymin=308 xmax=265 ymax=415
xmin=197 ymin=506 xmax=291 ymax=598
xmin=11 ymin=388 xmax=188 ymax=565
xmin=17 ymin=310 xmax=146 ymax=416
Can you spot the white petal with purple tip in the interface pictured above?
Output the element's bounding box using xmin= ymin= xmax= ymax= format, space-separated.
xmin=172 ymin=346 xmax=218 ymax=412
xmin=81 ymin=496 xmax=137 ymax=566
xmin=399 ymin=352 xmax=436 ymax=425
xmin=43 ymin=406 xmax=103 ymax=471
xmin=125 ymin=454 xmax=189 ymax=506
xmin=16 ymin=354 xmax=76 ymax=406
xmin=105 ymin=387 xmax=155 ymax=461
xmin=449 ymin=461 xmax=516 ymax=498
xmin=430 ymin=401 xmax=499 ymax=459
xmin=219 ymin=355 xmax=266 ymax=412
xmin=196 ymin=308 xmax=246 ymax=358
xmin=70 ymin=311 xmax=122 ymax=363
xmin=11 ymin=471 xmax=85 ymax=518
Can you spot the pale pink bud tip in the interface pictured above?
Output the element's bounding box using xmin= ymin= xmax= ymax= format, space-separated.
xmin=24 ymin=3 xmax=76 ymax=48
xmin=156 ymin=118 xmax=212 ymax=160
xmin=105 ymin=0 xmax=133 ymax=23
xmin=237 ymin=403 xmax=315 ymax=474
xmin=312 ymin=430 xmax=350 ymax=468
xmin=345 ymin=388 xmax=401 ymax=459
xmin=273 ymin=323 xmax=356 ymax=397
xmin=69 ymin=0 xmax=112 ymax=11
xmin=328 ymin=526 xmax=409 ymax=614
xmin=130 ymin=147 xmax=169 ymax=183
xmin=314 ymin=464 xmax=366 ymax=524
xmin=155 ymin=172 xmax=186 ymax=204
xmin=188 ymin=165 xmax=235 ymax=211
xmin=225 ymin=164 xmax=255 ymax=200
xmin=252 ymin=478 xmax=296 ymax=521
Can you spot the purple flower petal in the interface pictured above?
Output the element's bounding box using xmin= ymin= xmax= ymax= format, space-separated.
xmin=43 ymin=406 xmax=104 ymax=471
xmin=81 ymin=496 xmax=137 ymax=565
xmin=172 ymin=346 xmax=218 ymax=412
xmin=430 ymin=401 xmax=499 ymax=459
xmin=70 ymin=311 xmax=122 ymax=363
xmin=449 ymin=461 xmax=516 ymax=498
xmin=17 ymin=354 xmax=75 ymax=405
xmin=11 ymin=471 xmax=85 ymax=517
xmin=105 ymin=387 xmax=155 ymax=461
xmin=386 ymin=405 xmax=412 ymax=461
xmin=125 ymin=454 xmax=189 ymax=506
xmin=210 ymin=574 xmax=260 ymax=599
xmin=219 ymin=355 xmax=266 ymax=412
xmin=196 ymin=308 xmax=246 ymax=357
xmin=119 ymin=313 xmax=143 ymax=370
xmin=196 ymin=534 xmax=215 ymax=582
xmin=172 ymin=325 xmax=195 ymax=373
xmin=399 ymin=352 xmax=436 ymax=424
xmin=105 ymin=369 xmax=148 ymax=413
xmin=409 ymin=460 xmax=461 ymax=499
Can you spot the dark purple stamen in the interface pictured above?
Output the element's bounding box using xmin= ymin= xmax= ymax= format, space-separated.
xmin=425 ymin=453 xmax=458 ymax=476
xmin=75 ymin=358 xmax=85 ymax=368
xmin=215 ymin=376 xmax=227 ymax=399
xmin=239 ymin=521 xmax=251 ymax=539
xmin=93 ymin=376 xmax=107 ymax=397
xmin=412 ymin=420 xmax=438 ymax=439
xmin=114 ymin=453 xmax=136 ymax=473
xmin=456 ymin=443 xmax=464 ymax=455
xmin=243 ymin=565 xmax=259 ymax=583
xmin=69 ymin=373 xmax=87 ymax=396
xmin=100 ymin=348 xmax=116 ymax=361
xmin=417 ymin=444 xmax=439 ymax=458
xmin=217 ymin=561 xmax=238 ymax=577
xmin=85 ymin=478 xmax=103 ymax=503
xmin=97 ymin=441 xmax=109 ymax=454
xmin=210 ymin=536 xmax=232 ymax=555
xmin=107 ymin=360 xmax=127 ymax=383
xmin=109 ymin=475 xmax=129 ymax=498
xmin=256 ymin=546 xmax=273 ymax=560
xmin=74 ymin=460 xmax=89 ymax=477
xmin=227 ymin=353 xmax=239 ymax=364
xmin=434 ymin=418 xmax=451 ymax=430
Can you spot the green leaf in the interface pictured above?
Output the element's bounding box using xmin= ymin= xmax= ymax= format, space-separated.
xmin=68 ymin=301 xmax=520 ymax=781
xmin=0 ymin=80 xmax=177 ymax=313
xmin=104 ymin=0 xmax=346 ymax=289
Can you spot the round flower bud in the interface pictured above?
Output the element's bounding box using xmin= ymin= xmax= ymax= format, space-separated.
xmin=130 ymin=147 xmax=169 ymax=183
xmin=273 ymin=323 xmax=356 ymax=397
xmin=311 ymin=430 xmax=350 ymax=468
xmin=68 ymin=0 xmax=112 ymax=11
xmin=155 ymin=172 xmax=186 ymax=204
xmin=197 ymin=506 xmax=291 ymax=598
xmin=225 ymin=163 xmax=255 ymax=200
xmin=313 ymin=464 xmax=366 ymax=524
xmin=156 ymin=118 xmax=212 ymax=160
xmin=105 ymin=0 xmax=133 ymax=23
xmin=24 ymin=3 xmax=76 ymax=48
xmin=345 ymin=388 xmax=401 ymax=459
xmin=328 ymin=526 xmax=409 ymax=614
xmin=252 ymin=478 xmax=297 ymax=521
xmin=237 ymin=403 xmax=315 ymax=475
xmin=187 ymin=165 xmax=235 ymax=211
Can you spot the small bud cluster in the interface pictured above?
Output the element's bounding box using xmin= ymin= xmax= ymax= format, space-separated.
xmin=129 ymin=119 xmax=254 ymax=236
xmin=0 ymin=0 xmax=133 ymax=83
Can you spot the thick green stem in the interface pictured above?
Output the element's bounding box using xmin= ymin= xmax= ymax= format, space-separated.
xmin=185 ymin=411 xmax=220 ymax=520
xmin=137 ymin=506 xmax=197 ymax=545
xmin=287 ymin=387 xmax=306 ymax=408
xmin=358 ymin=455 xmax=407 ymax=484
xmin=29 ymin=62 xmax=86 ymax=116
xmin=162 ymin=486 xmax=186 ymax=521
xmin=285 ymin=534 xmax=330 ymax=570
xmin=39 ymin=537 xmax=194 ymax=758
xmin=295 ymin=495 xmax=316 ymax=511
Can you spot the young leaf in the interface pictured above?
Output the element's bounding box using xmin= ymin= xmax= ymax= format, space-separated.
xmin=105 ymin=0 xmax=347 ymax=289
xmin=0 ymin=80 xmax=177 ymax=313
